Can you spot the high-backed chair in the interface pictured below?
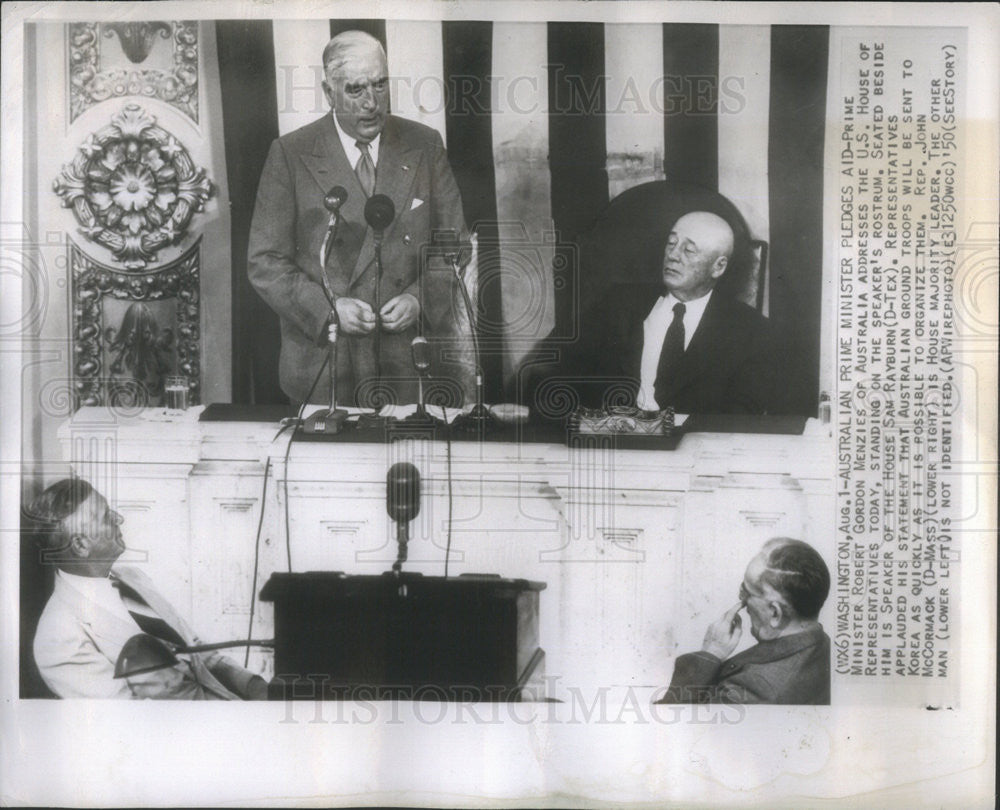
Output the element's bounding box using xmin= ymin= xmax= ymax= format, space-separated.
xmin=517 ymin=180 xmax=768 ymax=411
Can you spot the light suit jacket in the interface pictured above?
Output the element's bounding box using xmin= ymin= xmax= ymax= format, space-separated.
xmin=34 ymin=565 xmax=262 ymax=699
xmin=248 ymin=114 xmax=471 ymax=406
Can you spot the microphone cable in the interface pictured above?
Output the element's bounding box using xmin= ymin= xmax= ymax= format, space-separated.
xmin=245 ymin=455 xmax=273 ymax=667
xmin=444 ymin=415 xmax=454 ymax=578
xmin=282 ymin=353 xmax=330 ymax=573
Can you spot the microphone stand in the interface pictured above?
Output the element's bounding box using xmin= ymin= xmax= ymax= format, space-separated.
xmin=449 ymin=249 xmax=498 ymax=434
xmin=403 ymin=344 xmax=439 ymax=428
xmin=302 ymin=194 xmax=349 ymax=435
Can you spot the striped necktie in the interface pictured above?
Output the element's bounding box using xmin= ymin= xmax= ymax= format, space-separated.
xmin=355 ymin=140 xmax=376 ymax=197
xmin=112 ymin=578 xmax=186 ymax=647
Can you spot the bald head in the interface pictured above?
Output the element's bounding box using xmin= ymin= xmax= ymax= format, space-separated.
xmin=662 ymin=211 xmax=735 ymax=301
xmin=321 ymin=31 xmax=389 ymax=143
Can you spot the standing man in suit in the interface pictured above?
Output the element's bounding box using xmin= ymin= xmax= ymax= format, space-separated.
xmin=30 ymin=478 xmax=268 ymax=699
xmin=576 ymin=210 xmax=776 ymax=414
xmin=248 ymin=30 xmax=472 ymax=407
xmin=657 ymin=538 xmax=831 ymax=704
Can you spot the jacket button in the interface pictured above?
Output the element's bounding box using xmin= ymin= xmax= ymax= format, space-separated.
xmin=402 ymin=234 xmax=411 ymax=245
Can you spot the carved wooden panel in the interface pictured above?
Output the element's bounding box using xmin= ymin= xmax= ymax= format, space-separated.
xmin=68 ymin=22 xmax=199 ymax=123
xmin=70 ymin=238 xmax=200 ymax=408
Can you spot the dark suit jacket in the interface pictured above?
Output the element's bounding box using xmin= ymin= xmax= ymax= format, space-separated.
xmin=248 ymin=114 xmax=470 ymax=405
xmin=657 ymin=625 xmax=831 ymax=705
xmin=570 ymin=283 xmax=777 ymax=414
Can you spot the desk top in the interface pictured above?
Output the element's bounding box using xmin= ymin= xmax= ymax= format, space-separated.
xmin=198 ymin=403 xmax=807 ymax=451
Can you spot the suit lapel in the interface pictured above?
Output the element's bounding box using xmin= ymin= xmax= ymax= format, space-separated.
xmin=54 ymin=576 xmax=141 ymax=657
xmin=112 ymin=565 xmax=238 ymax=699
xmin=624 ymin=288 xmax=659 ymax=381
xmin=300 ymin=116 xmax=364 ymax=199
xmin=349 ymin=117 xmax=421 ymax=288
xmin=113 ymin=566 xmax=194 ymax=644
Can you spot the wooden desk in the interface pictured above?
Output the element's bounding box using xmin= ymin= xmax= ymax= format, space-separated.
xmin=59 ymin=406 xmax=834 ymax=692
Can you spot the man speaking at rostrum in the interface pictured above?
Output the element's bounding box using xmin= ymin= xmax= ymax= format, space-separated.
xmin=248 ymin=30 xmax=472 ymax=407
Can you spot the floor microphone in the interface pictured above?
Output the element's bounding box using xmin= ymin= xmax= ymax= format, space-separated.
xmin=387 ymin=462 xmax=420 ymax=574
xmin=411 ymin=336 xmax=431 ymax=376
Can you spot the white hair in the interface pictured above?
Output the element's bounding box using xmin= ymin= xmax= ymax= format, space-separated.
xmin=322 ymin=30 xmax=386 ymax=76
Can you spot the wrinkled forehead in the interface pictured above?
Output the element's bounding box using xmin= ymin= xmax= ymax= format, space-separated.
xmin=327 ymin=47 xmax=387 ymax=82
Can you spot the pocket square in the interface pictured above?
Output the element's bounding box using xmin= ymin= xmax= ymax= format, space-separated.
xmin=410 ymin=198 xmax=424 ymax=211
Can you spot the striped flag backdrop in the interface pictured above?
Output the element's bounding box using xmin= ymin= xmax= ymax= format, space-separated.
xmin=216 ymin=19 xmax=828 ymax=414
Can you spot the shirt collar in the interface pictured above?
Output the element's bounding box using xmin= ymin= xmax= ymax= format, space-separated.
xmin=662 ymin=288 xmax=713 ymax=322
xmin=57 ymin=568 xmax=131 ymax=617
xmin=331 ymin=112 xmax=381 ymax=167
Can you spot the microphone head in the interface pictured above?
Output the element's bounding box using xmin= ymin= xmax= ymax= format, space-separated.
xmin=364 ymin=194 xmax=395 ymax=232
xmin=324 ymin=186 xmax=348 ymax=212
xmin=386 ymin=462 xmax=420 ymax=524
xmin=410 ymin=335 xmax=431 ymax=373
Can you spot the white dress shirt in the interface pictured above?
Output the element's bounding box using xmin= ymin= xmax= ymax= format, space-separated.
xmin=332 ymin=112 xmax=381 ymax=168
xmin=637 ymin=290 xmax=714 ymax=411
xmin=57 ymin=569 xmax=141 ymax=628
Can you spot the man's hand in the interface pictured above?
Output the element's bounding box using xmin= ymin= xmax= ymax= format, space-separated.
xmin=127 ymin=665 xmax=194 ymax=699
xmin=246 ymin=675 xmax=269 ymax=701
xmin=334 ymin=297 xmax=377 ymax=334
xmin=701 ymin=602 xmax=744 ymax=660
xmin=380 ymin=293 xmax=420 ymax=333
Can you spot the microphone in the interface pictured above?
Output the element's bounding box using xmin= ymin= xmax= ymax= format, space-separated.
xmin=442 ymin=230 xmax=497 ymax=435
xmin=411 ymin=336 xmax=431 ymax=376
xmin=364 ymin=194 xmax=395 ymax=236
xmin=319 ymin=186 xmax=348 ymax=284
xmin=405 ymin=335 xmax=438 ymax=426
xmin=324 ymin=185 xmax=348 ymax=214
xmin=387 ymin=462 xmax=420 ymax=574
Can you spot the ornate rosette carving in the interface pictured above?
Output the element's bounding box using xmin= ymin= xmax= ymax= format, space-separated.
xmin=71 ymin=238 xmax=201 ymax=409
xmin=54 ymin=104 xmax=213 ymax=270
xmin=69 ymin=21 xmax=199 ymax=122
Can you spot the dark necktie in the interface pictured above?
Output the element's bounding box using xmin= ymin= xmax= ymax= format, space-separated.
xmin=653 ymin=302 xmax=686 ymax=408
xmin=355 ymin=140 xmax=375 ymax=197
xmin=112 ymin=579 xmax=186 ymax=647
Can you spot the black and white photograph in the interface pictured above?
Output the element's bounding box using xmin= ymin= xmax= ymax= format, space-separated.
xmin=1 ymin=1 xmax=996 ymax=806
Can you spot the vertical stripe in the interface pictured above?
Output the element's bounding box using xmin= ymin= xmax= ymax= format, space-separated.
xmin=216 ymin=21 xmax=282 ymax=404
xmin=329 ymin=19 xmax=386 ymax=51
xmin=718 ymin=25 xmax=771 ymax=314
xmin=491 ymin=22 xmax=553 ymax=380
xmin=442 ymin=21 xmax=503 ymax=401
xmin=717 ymin=25 xmax=771 ymax=244
xmin=548 ymin=22 xmax=608 ymax=339
xmin=604 ymin=24 xmax=665 ymax=200
xmin=662 ymin=23 xmax=719 ymax=190
xmin=272 ymin=22 xmax=329 ymax=137
xmin=768 ymin=25 xmax=829 ymax=415
xmin=385 ymin=21 xmax=447 ymax=143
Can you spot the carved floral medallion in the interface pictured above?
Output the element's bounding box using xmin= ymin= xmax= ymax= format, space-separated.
xmin=69 ymin=21 xmax=199 ymax=122
xmin=53 ymin=104 xmax=213 ymax=270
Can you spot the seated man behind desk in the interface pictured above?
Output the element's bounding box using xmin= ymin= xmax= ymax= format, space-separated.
xmin=658 ymin=538 xmax=831 ymax=704
xmin=30 ymin=479 xmax=267 ymax=699
xmin=569 ymin=211 xmax=777 ymax=414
